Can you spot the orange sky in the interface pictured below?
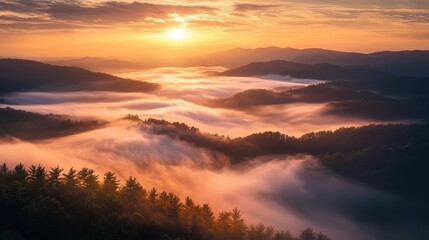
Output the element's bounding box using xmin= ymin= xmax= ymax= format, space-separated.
xmin=1 ymin=0 xmax=428 ymax=58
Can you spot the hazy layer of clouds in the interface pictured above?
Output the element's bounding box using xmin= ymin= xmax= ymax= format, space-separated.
xmin=1 ymin=67 xmax=374 ymax=137
xmin=46 ymin=1 xmax=216 ymax=23
xmin=234 ymin=4 xmax=279 ymax=12
xmin=1 ymin=0 xmax=428 ymax=32
xmin=277 ymin=0 xmax=429 ymax=8
xmin=1 ymin=0 xmax=428 ymax=58
xmin=0 ymin=0 xmax=217 ymax=30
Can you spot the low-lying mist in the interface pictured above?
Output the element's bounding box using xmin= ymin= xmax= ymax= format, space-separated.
xmin=0 ymin=120 xmax=404 ymax=240
xmin=0 ymin=67 xmax=421 ymax=239
xmin=1 ymin=67 xmax=377 ymax=137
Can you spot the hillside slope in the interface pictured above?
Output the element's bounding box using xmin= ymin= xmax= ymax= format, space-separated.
xmin=0 ymin=59 xmax=158 ymax=93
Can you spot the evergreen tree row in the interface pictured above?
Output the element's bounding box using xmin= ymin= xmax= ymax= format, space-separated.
xmin=0 ymin=163 xmax=330 ymax=240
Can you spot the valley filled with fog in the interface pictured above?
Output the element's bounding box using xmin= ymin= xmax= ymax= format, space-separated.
xmin=1 ymin=67 xmax=374 ymax=137
xmin=0 ymin=66 xmax=419 ymax=240
xmin=2 ymin=0 xmax=429 ymax=238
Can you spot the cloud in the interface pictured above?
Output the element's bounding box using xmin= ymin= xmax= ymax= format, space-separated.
xmin=276 ymin=0 xmax=429 ymax=8
xmin=0 ymin=0 xmax=218 ymax=30
xmin=385 ymin=29 xmax=429 ymax=39
xmin=1 ymin=0 xmax=429 ymax=54
xmin=311 ymin=8 xmax=429 ymax=24
xmin=1 ymin=0 xmax=428 ymax=33
xmin=46 ymin=1 xmax=217 ymax=23
xmin=382 ymin=10 xmax=429 ymax=23
xmin=234 ymin=4 xmax=278 ymax=12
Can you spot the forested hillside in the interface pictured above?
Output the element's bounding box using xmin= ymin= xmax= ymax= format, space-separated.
xmin=0 ymin=107 xmax=103 ymax=140
xmin=0 ymin=59 xmax=158 ymax=93
xmin=0 ymin=163 xmax=330 ymax=240
xmin=141 ymin=118 xmax=429 ymax=199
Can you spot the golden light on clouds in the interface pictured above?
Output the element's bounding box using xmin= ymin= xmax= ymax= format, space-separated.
xmin=0 ymin=0 xmax=428 ymax=57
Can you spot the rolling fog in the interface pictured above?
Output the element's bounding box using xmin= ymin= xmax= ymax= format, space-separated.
xmin=2 ymin=67 xmax=371 ymax=137
xmin=0 ymin=67 xmax=399 ymax=239
xmin=0 ymin=122 xmax=390 ymax=240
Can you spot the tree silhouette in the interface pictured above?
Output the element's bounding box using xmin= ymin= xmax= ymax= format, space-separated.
xmin=274 ymin=230 xmax=293 ymax=240
xmin=48 ymin=166 xmax=63 ymax=186
xmin=28 ymin=164 xmax=47 ymax=191
xmin=0 ymin=163 xmax=331 ymax=240
xmin=78 ymin=167 xmax=99 ymax=191
xmin=102 ymin=171 xmax=120 ymax=194
xmin=317 ymin=232 xmax=331 ymax=240
xmin=63 ymin=168 xmax=79 ymax=188
xmin=12 ymin=163 xmax=28 ymax=184
xmin=231 ymin=208 xmax=247 ymax=240
xmin=300 ymin=227 xmax=317 ymax=240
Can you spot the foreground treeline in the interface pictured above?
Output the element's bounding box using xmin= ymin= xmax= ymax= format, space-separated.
xmin=0 ymin=163 xmax=330 ymax=240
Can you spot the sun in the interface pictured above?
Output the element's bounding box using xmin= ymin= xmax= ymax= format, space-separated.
xmin=167 ymin=28 xmax=187 ymax=40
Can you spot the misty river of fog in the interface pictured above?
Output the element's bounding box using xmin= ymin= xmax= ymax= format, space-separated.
xmin=1 ymin=67 xmax=371 ymax=137
xmin=0 ymin=67 xmax=404 ymax=239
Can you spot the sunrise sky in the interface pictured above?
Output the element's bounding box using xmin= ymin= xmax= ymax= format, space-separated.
xmin=1 ymin=0 xmax=429 ymax=58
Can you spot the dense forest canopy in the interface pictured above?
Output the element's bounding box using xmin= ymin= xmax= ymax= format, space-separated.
xmin=0 ymin=163 xmax=330 ymax=240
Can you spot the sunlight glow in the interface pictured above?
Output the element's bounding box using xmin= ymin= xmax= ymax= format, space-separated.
xmin=167 ymin=28 xmax=188 ymax=40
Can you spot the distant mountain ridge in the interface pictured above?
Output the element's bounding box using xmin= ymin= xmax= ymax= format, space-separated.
xmin=0 ymin=59 xmax=158 ymax=94
xmin=220 ymin=60 xmax=390 ymax=81
xmin=183 ymin=46 xmax=429 ymax=77
xmin=220 ymin=59 xmax=429 ymax=96
xmin=214 ymin=59 xmax=429 ymax=120
xmin=32 ymin=47 xmax=429 ymax=77
xmin=45 ymin=57 xmax=148 ymax=73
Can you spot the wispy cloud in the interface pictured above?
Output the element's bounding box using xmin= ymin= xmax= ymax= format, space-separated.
xmin=2 ymin=0 xmax=429 ymax=31
xmin=234 ymin=4 xmax=278 ymax=12
xmin=1 ymin=0 xmax=428 ymax=56
xmin=0 ymin=0 xmax=218 ymax=30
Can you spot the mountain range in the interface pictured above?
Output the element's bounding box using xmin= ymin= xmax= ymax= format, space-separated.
xmin=45 ymin=57 xmax=149 ymax=73
xmin=38 ymin=47 xmax=429 ymax=77
xmin=211 ymin=58 xmax=429 ymax=121
xmin=219 ymin=59 xmax=429 ymax=97
xmin=182 ymin=46 xmax=429 ymax=77
xmin=0 ymin=59 xmax=158 ymax=94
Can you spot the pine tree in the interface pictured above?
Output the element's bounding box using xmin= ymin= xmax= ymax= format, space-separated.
xmin=48 ymin=165 xmax=63 ymax=186
xmin=78 ymin=167 xmax=99 ymax=191
xmin=63 ymin=168 xmax=79 ymax=188
xmin=28 ymin=164 xmax=47 ymax=190
xmin=300 ymin=227 xmax=316 ymax=240
xmin=231 ymin=208 xmax=247 ymax=240
xmin=102 ymin=171 xmax=120 ymax=194
xmin=12 ymin=163 xmax=28 ymax=184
